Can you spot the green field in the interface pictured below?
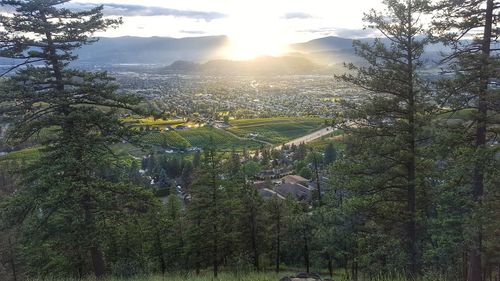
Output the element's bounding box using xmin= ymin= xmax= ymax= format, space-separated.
xmin=227 ymin=118 xmax=326 ymax=144
xmin=2 ymin=118 xmax=329 ymax=160
xmin=0 ymin=147 xmax=40 ymax=163
xmin=307 ymin=129 xmax=345 ymax=151
xmin=141 ymin=126 xmax=261 ymax=151
xmin=122 ymin=117 xmax=187 ymax=126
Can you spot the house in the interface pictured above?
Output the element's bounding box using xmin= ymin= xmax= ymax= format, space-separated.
xmin=274 ymin=182 xmax=312 ymax=202
xmin=281 ymin=175 xmax=309 ymax=186
xmin=175 ymin=125 xmax=189 ymax=130
xmin=265 ymin=174 xmax=314 ymax=202
xmin=258 ymin=188 xmax=286 ymax=200
xmin=256 ymin=167 xmax=294 ymax=180
xmin=253 ymin=181 xmax=270 ymax=190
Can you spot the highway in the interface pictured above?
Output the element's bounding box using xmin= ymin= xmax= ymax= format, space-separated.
xmin=275 ymin=126 xmax=335 ymax=150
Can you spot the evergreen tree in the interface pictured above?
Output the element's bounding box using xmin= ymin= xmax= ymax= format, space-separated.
xmin=181 ymin=160 xmax=193 ymax=187
xmin=431 ymin=1 xmax=499 ymax=280
xmin=293 ymin=143 xmax=307 ymax=161
xmin=157 ymin=168 xmax=170 ymax=189
xmin=324 ymin=143 xmax=337 ymax=165
xmin=307 ymin=150 xmax=324 ymax=204
xmin=164 ymin=186 xmax=186 ymax=272
xmin=186 ymin=141 xmax=231 ymax=277
xmin=264 ymin=194 xmax=289 ymax=273
xmin=336 ymin=0 xmax=432 ymax=276
xmin=192 ymin=150 xmax=201 ymax=169
xmin=228 ymin=148 xmax=241 ymax=178
xmin=0 ymin=1 xmax=151 ymax=278
xmin=238 ymin=182 xmax=265 ymax=270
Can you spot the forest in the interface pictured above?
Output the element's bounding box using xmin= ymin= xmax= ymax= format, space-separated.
xmin=0 ymin=0 xmax=498 ymax=281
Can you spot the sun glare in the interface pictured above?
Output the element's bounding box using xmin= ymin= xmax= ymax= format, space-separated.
xmin=224 ymin=32 xmax=289 ymax=60
xmin=222 ymin=2 xmax=290 ymax=60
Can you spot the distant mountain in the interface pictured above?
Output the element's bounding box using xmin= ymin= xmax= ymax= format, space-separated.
xmin=0 ymin=35 xmax=446 ymax=73
xmin=290 ymin=36 xmax=374 ymax=66
xmin=164 ymin=56 xmax=323 ymax=75
xmin=74 ymin=35 xmax=229 ymax=66
xmin=291 ymin=36 xmax=444 ymax=67
xmin=74 ymin=35 xmax=365 ymax=68
xmin=291 ymin=36 xmax=357 ymax=53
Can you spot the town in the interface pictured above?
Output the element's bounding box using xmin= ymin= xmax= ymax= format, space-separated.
xmin=113 ymin=71 xmax=367 ymax=118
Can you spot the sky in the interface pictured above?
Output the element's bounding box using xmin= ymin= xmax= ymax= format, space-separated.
xmin=74 ymin=0 xmax=385 ymax=39
xmin=71 ymin=0 xmax=385 ymax=59
xmin=41 ymin=0 xmax=383 ymax=59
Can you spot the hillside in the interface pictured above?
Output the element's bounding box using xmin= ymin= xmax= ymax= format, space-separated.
xmin=164 ymin=55 xmax=323 ymax=75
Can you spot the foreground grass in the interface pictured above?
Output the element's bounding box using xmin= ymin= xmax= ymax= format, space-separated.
xmin=31 ymin=272 xmax=285 ymax=281
xmin=31 ymin=271 xmax=451 ymax=281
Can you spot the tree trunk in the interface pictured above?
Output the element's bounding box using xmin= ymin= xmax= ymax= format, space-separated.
xmin=313 ymin=154 xmax=322 ymax=204
xmin=275 ymin=204 xmax=281 ymax=273
xmin=469 ymin=1 xmax=493 ymax=281
xmin=8 ymin=236 xmax=17 ymax=281
xmin=327 ymin=253 xmax=333 ymax=279
xmin=406 ymin=2 xmax=417 ymax=277
xmin=210 ymin=151 xmax=218 ymax=278
xmin=250 ymin=206 xmax=259 ymax=270
xmin=90 ymin=246 xmax=106 ymax=278
xmin=39 ymin=11 xmax=64 ymax=92
xmin=303 ymin=228 xmax=310 ymax=274
xmin=82 ymin=195 xmax=106 ymax=278
xmin=155 ymin=230 xmax=166 ymax=274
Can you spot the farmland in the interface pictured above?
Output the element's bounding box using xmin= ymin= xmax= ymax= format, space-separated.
xmin=140 ymin=126 xmax=261 ymax=151
xmin=227 ymin=117 xmax=327 ymax=144
xmin=137 ymin=118 xmax=328 ymax=151
xmin=0 ymin=118 xmax=331 ymax=160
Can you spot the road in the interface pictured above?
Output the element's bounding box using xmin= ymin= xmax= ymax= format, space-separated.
xmin=222 ymin=128 xmax=273 ymax=146
xmin=275 ymin=126 xmax=335 ymax=150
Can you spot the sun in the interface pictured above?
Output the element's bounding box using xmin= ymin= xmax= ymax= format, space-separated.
xmin=222 ymin=3 xmax=290 ymax=60
xmin=224 ymin=31 xmax=289 ymax=60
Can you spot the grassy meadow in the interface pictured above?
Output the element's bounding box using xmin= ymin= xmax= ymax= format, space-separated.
xmin=227 ymin=118 xmax=327 ymax=144
xmin=29 ymin=271 xmax=451 ymax=281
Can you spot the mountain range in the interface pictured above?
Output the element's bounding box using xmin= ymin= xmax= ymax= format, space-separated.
xmin=0 ymin=35 xmax=444 ymax=75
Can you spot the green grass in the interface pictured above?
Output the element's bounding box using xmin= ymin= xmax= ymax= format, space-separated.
xmin=29 ymin=271 xmax=451 ymax=281
xmin=307 ymin=129 xmax=345 ymax=151
xmin=140 ymin=127 xmax=261 ymax=151
xmin=177 ymin=127 xmax=260 ymax=150
xmin=142 ymin=131 xmax=192 ymax=149
xmin=122 ymin=117 xmax=187 ymax=126
xmin=0 ymin=147 xmax=41 ymax=162
xmin=227 ymin=118 xmax=326 ymax=144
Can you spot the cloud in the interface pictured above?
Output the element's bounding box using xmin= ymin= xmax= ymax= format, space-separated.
xmin=282 ymin=12 xmax=313 ymax=19
xmin=69 ymin=3 xmax=226 ymax=21
xmin=299 ymin=27 xmax=376 ymax=38
xmin=180 ymin=30 xmax=207 ymax=35
xmin=333 ymin=28 xmax=377 ymax=38
xmin=0 ymin=5 xmax=15 ymax=13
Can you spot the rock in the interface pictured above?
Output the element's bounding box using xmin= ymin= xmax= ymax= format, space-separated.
xmin=296 ymin=272 xmax=321 ymax=279
xmin=284 ymin=272 xmax=323 ymax=281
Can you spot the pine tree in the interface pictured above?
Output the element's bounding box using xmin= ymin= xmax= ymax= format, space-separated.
xmin=336 ymin=0 xmax=432 ymax=276
xmin=264 ymin=194 xmax=289 ymax=273
xmin=238 ymin=182 xmax=265 ymax=270
xmin=164 ymin=186 xmax=186 ymax=272
xmin=186 ymin=141 xmax=229 ymax=277
xmin=431 ymin=1 xmax=499 ymax=280
xmin=307 ymin=149 xmax=324 ymax=204
xmin=0 ymin=1 xmax=151 ymax=278
xmin=324 ymin=143 xmax=337 ymax=165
